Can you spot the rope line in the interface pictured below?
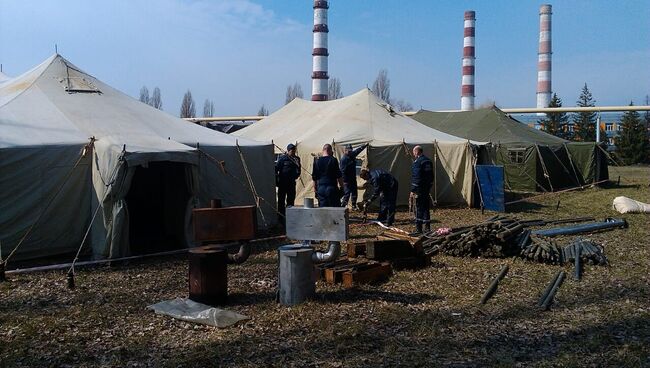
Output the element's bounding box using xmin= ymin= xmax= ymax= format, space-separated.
xmin=534 ymin=144 xmax=554 ymax=192
xmin=198 ymin=148 xmax=285 ymax=219
xmin=4 ymin=138 xmax=95 ymax=265
xmin=235 ymin=143 xmax=268 ymax=228
xmin=68 ymin=148 xmax=126 ymax=275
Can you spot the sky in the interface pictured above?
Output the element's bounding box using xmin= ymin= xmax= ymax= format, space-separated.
xmin=1 ymin=0 xmax=649 ymax=117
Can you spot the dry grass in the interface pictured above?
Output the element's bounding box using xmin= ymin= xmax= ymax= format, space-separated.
xmin=1 ymin=166 xmax=649 ymax=367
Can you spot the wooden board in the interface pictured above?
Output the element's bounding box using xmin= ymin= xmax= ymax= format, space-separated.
xmin=193 ymin=205 xmax=257 ymax=242
xmin=366 ymin=239 xmax=416 ymax=261
xmin=342 ymin=262 xmax=392 ymax=288
xmin=347 ymin=242 xmax=366 ymax=258
xmin=286 ymin=207 xmax=349 ymax=242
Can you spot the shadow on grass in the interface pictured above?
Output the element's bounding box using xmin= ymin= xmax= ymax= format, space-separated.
xmin=316 ymin=289 xmax=439 ymax=305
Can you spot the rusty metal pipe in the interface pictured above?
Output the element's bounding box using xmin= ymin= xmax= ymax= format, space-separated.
xmin=312 ymin=241 xmax=341 ymax=263
xmin=227 ymin=242 xmax=251 ymax=264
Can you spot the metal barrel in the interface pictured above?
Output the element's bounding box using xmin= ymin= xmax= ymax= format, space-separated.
xmin=278 ymin=244 xmax=316 ymax=306
xmin=188 ymin=248 xmax=228 ymax=306
xmin=480 ymin=264 xmax=509 ymax=304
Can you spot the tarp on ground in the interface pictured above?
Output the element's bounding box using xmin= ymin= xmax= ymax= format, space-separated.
xmin=411 ymin=107 xmax=608 ymax=192
xmin=0 ymin=54 xmax=276 ymax=261
xmin=234 ymin=88 xmax=479 ymax=206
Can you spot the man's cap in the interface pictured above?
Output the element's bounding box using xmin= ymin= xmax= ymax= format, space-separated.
xmin=287 ymin=143 xmax=296 ymax=151
xmin=345 ymin=144 xmax=353 ymax=150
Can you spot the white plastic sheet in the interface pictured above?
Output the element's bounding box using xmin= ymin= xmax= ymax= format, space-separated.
xmin=612 ymin=196 xmax=650 ymax=214
xmin=147 ymin=298 xmax=249 ymax=328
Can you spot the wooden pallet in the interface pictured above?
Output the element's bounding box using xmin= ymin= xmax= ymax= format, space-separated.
xmin=316 ymin=259 xmax=392 ymax=287
xmin=342 ymin=262 xmax=392 ymax=288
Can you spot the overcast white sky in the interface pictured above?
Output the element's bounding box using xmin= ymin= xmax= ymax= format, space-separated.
xmin=1 ymin=0 xmax=649 ymax=116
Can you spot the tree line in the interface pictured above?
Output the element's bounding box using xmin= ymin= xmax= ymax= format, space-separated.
xmin=283 ymin=69 xmax=413 ymax=112
xmin=539 ymin=84 xmax=649 ymax=164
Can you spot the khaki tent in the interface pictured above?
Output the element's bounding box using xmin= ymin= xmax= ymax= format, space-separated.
xmin=234 ymin=89 xmax=478 ymax=206
xmin=0 ymin=71 xmax=11 ymax=85
xmin=411 ymin=107 xmax=608 ymax=192
xmin=0 ymin=55 xmax=276 ymax=262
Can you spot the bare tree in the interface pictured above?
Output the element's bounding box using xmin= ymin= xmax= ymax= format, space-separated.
xmin=180 ymin=90 xmax=196 ymax=118
xmin=393 ymin=99 xmax=413 ymax=112
xmin=139 ymin=86 xmax=150 ymax=104
xmin=150 ymin=87 xmax=162 ymax=110
xmin=203 ymin=99 xmax=215 ymax=117
xmin=285 ymin=82 xmax=304 ymax=104
xmin=478 ymin=99 xmax=497 ymax=109
xmin=257 ymin=104 xmax=269 ymax=116
xmin=328 ymin=77 xmax=343 ymax=100
xmin=371 ymin=69 xmax=390 ymax=102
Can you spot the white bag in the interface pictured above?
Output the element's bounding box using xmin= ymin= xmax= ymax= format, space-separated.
xmin=147 ymin=298 xmax=249 ymax=327
xmin=612 ymin=196 xmax=650 ymax=214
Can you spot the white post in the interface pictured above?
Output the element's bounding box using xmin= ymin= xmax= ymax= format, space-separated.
xmin=596 ymin=112 xmax=601 ymax=142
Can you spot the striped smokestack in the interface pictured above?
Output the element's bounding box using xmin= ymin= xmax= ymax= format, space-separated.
xmin=461 ymin=10 xmax=476 ymax=111
xmin=312 ymin=0 xmax=329 ymax=101
xmin=536 ymin=4 xmax=552 ymax=111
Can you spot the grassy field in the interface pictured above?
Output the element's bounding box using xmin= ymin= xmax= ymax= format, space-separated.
xmin=1 ymin=166 xmax=648 ymax=367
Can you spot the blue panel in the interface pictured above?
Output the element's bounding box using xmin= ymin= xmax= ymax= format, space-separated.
xmin=476 ymin=165 xmax=505 ymax=212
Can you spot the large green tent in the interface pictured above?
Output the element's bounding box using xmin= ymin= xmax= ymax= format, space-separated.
xmin=411 ymin=107 xmax=608 ymax=192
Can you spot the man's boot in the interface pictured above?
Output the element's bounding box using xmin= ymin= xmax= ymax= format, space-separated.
xmin=411 ymin=222 xmax=423 ymax=236
xmin=424 ymin=222 xmax=431 ymax=234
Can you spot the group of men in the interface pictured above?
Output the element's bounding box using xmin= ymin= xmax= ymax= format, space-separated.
xmin=275 ymin=143 xmax=435 ymax=235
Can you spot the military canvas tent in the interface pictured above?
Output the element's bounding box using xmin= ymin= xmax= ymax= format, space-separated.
xmin=234 ymin=88 xmax=478 ymax=207
xmin=411 ymin=107 xmax=608 ymax=192
xmin=0 ymin=54 xmax=276 ymax=262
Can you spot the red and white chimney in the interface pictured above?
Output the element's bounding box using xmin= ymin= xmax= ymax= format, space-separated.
xmin=461 ymin=10 xmax=476 ymax=111
xmin=536 ymin=4 xmax=552 ymax=110
xmin=311 ymin=0 xmax=329 ymax=101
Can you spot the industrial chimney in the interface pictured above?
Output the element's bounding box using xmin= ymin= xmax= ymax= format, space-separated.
xmin=461 ymin=10 xmax=476 ymax=111
xmin=311 ymin=0 xmax=329 ymax=101
xmin=536 ymin=4 xmax=552 ymax=110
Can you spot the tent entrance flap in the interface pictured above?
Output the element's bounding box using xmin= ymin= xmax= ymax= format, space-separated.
xmin=126 ymin=161 xmax=192 ymax=255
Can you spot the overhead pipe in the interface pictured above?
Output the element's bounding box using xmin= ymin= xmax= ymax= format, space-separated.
xmin=181 ymin=105 xmax=650 ymax=124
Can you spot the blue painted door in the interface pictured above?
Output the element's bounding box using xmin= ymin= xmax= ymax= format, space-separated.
xmin=476 ymin=165 xmax=505 ymax=212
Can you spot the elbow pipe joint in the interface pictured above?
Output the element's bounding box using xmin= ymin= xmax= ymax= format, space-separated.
xmin=227 ymin=242 xmax=251 ymax=264
xmin=311 ymin=241 xmax=341 ymax=264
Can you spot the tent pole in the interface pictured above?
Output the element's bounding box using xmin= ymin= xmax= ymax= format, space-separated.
xmin=534 ymin=144 xmax=554 ymax=192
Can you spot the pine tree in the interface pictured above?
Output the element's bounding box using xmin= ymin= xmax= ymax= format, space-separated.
xmin=616 ymin=102 xmax=649 ymax=164
xmin=538 ymin=93 xmax=567 ymax=138
xmin=573 ymin=83 xmax=603 ymax=142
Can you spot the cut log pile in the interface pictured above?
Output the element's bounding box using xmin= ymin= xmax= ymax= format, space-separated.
xmin=418 ymin=215 xmax=608 ymax=265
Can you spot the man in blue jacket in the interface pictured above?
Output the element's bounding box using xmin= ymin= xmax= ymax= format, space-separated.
xmin=410 ymin=145 xmax=434 ymax=234
xmin=340 ymin=143 xmax=369 ymax=210
xmin=275 ymin=143 xmax=301 ymax=224
xmin=360 ymin=168 xmax=399 ymax=226
xmin=311 ymin=144 xmax=344 ymax=207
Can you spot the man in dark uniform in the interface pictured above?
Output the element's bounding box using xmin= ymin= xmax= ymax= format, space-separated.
xmin=275 ymin=143 xmax=301 ymax=224
xmin=340 ymin=143 xmax=369 ymax=210
xmin=410 ymin=145 xmax=434 ymax=234
xmin=360 ymin=168 xmax=399 ymax=226
xmin=311 ymin=144 xmax=344 ymax=207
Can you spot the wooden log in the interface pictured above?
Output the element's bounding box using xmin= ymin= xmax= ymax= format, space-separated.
xmin=342 ymin=262 xmax=392 ymax=288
